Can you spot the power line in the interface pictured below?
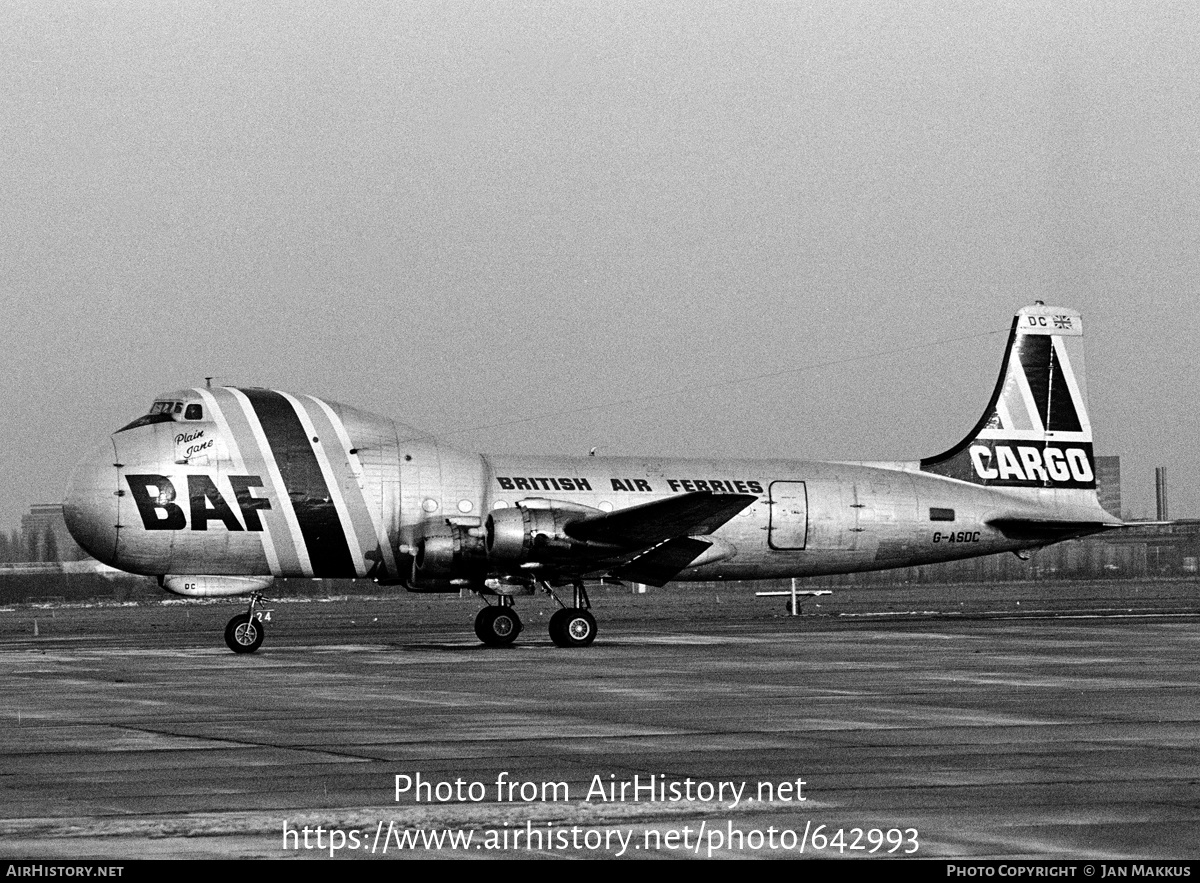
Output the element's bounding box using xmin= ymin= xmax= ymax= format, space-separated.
xmin=425 ymin=326 xmax=1008 ymax=441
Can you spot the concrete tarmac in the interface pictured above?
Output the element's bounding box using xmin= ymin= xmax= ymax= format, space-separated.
xmin=1 ymin=582 xmax=1198 ymax=859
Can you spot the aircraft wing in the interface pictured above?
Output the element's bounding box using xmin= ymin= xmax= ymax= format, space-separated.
xmin=564 ymin=491 xmax=758 ymax=548
xmin=610 ymin=536 xmax=716 ymax=586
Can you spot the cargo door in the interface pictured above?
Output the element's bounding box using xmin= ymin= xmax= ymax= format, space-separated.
xmin=768 ymin=481 xmax=808 ymax=550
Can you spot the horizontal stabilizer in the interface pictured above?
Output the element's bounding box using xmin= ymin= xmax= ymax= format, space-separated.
xmin=986 ymin=518 xmax=1119 ymax=542
xmin=565 ymin=491 xmax=757 ymax=547
xmin=612 ymin=537 xmax=715 ymax=587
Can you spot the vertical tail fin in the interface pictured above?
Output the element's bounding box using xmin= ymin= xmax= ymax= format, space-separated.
xmin=920 ymin=304 xmax=1095 ymax=489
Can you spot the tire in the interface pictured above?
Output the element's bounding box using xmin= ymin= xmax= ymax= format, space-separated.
xmin=224 ymin=613 xmax=264 ymax=654
xmin=549 ymin=608 xmax=596 ymax=648
xmin=548 ymin=609 xmax=569 ymax=646
xmin=474 ymin=606 xmax=521 ymax=647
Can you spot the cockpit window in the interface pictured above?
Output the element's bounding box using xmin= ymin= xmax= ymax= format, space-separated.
xmin=117 ymin=413 xmax=175 ymax=433
xmin=117 ymin=398 xmax=204 ymax=432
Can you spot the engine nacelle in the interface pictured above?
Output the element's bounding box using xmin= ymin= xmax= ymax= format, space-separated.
xmin=407 ymin=520 xmax=488 ymax=592
xmin=485 ymin=499 xmax=609 ymax=563
xmin=160 ymin=575 xmax=275 ymax=598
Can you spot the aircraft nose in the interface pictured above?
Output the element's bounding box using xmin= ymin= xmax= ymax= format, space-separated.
xmin=63 ymin=437 xmax=121 ymax=565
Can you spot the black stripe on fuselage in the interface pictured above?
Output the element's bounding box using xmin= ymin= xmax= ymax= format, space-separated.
xmin=241 ymin=389 xmax=355 ymax=577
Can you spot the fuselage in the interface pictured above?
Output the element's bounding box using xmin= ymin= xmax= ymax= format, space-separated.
xmin=62 ymin=386 xmax=1114 ymax=587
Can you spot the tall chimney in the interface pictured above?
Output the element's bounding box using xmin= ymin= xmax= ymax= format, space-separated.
xmin=1155 ymin=467 xmax=1169 ymax=521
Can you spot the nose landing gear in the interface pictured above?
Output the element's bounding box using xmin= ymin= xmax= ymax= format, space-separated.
xmin=224 ymin=593 xmax=273 ymax=654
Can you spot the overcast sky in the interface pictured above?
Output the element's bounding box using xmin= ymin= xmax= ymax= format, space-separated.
xmin=2 ymin=1 xmax=1199 ymax=530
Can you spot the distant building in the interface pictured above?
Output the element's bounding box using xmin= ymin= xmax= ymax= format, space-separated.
xmin=20 ymin=504 xmax=86 ymax=562
xmin=1094 ymin=456 xmax=1121 ymax=519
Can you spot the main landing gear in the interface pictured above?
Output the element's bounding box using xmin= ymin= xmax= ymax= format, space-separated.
xmin=224 ymin=593 xmax=273 ymax=654
xmin=473 ymin=581 xmax=597 ymax=648
xmin=474 ymin=597 xmax=523 ymax=647
xmin=548 ymin=582 xmax=596 ymax=647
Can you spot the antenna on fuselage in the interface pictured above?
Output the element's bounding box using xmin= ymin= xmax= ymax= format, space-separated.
xmin=205 ymin=377 xmax=213 ymax=389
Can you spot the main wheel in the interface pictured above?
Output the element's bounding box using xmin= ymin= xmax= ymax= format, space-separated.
xmin=474 ymin=606 xmax=522 ymax=647
xmin=549 ymin=608 xmax=597 ymax=648
xmin=224 ymin=613 xmax=264 ymax=654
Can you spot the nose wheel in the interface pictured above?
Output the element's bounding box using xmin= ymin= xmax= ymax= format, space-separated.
xmin=224 ymin=613 xmax=264 ymax=653
xmin=224 ymin=593 xmax=272 ymax=654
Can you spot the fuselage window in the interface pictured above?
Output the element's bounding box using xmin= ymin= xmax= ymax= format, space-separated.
xmin=929 ymin=507 xmax=956 ymax=522
xmin=184 ymin=404 xmax=204 ymax=421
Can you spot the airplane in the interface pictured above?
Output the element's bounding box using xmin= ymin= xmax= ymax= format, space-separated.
xmin=62 ymin=303 xmax=1120 ymax=654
